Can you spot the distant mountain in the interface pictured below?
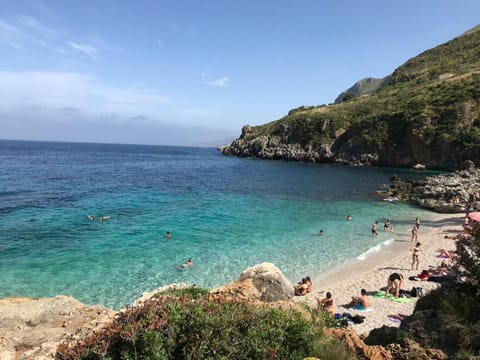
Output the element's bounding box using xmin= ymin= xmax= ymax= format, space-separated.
xmin=334 ymin=76 xmax=390 ymax=104
xmin=221 ymin=25 xmax=480 ymax=170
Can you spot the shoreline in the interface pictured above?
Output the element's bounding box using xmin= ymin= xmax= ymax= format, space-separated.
xmin=295 ymin=212 xmax=464 ymax=335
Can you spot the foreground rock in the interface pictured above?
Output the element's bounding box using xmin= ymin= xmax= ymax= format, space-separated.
xmin=0 ymin=296 xmax=113 ymax=360
xmin=381 ymin=163 xmax=480 ymax=213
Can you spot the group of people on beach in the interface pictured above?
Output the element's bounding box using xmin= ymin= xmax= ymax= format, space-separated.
xmin=295 ymin=276 xmax=313 ymax=296
xmin=309 ymin=213 xmax=465 ymax=328
xmin=317 ymin=288 xmax=372 ymax=315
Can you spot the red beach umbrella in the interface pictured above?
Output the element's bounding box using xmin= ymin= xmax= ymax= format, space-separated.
xmin=468 ymin=212 xmax=480 ymax=222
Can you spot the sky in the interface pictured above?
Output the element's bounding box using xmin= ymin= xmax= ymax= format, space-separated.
xmin=0 ymin=1 xmax=479 ymax=146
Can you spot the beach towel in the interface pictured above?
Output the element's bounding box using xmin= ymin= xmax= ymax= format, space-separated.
xmin=348 ymin=307 xmax=373 ymax=312
xmin=375 ymin=291 xmax=414 ymax=303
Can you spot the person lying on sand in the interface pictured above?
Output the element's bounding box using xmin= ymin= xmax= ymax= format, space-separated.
xmin=317 ymin=291 xmax=335 ymax=314
xmin=438 ymin=248 xmax=459 ymax=260
xmin=346 ymin=288 xmax=371 ymax=310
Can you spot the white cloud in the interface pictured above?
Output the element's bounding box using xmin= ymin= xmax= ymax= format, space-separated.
xmin=67 ymin=41 xmax=99 ymax=59
xmin=207 ymin=76 xmax=229 ymax=87
xmin=0 ymin=15 xmax=122 ymax=62
xmin=0 ymin=18 xmax=23 ymax=48
xmin=0 ymin=70 xmax=170 ymax=117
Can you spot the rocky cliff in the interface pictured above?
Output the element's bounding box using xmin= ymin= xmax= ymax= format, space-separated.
xmin=221 ymin=25 xmax=480 ymax=170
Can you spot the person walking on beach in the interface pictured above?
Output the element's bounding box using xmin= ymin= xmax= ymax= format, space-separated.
xmin=372 ymin=221 xmax=379 ymax=236
xmin=411 ymin=225 xmax=418 ymax=242
xmin=411 ymin=242 xmax=422 ymax=271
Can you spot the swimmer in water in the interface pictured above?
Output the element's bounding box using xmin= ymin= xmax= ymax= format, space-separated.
xmin=87 ymin=215 xmax=95 ymax=221
xmin=165 ymin=231 xmax=172 ymax=239
xmin=177 ymin=258 xmax=193 ymax=270
xmin=100 ymin=216 xmax=110 ymax=222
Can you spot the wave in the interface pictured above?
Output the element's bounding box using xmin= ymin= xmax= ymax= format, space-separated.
xmin=356 ymin=238 xmax=395 ymax=260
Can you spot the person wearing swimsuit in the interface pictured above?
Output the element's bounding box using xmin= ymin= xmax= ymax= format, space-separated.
xmin=412 ymin=242 xmax=421 ymax=270
xmin=386 ymin=273 xmax=404 ymax=298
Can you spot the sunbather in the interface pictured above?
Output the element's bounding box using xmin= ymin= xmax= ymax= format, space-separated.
xmin=317 ymin=291 xmax=335 ymax=314
xmin=346 ymin=288 xmax=371 ymax=310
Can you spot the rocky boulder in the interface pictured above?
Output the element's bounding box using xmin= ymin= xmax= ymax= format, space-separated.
xmin=0 ymin=296 xmax=113 ymax=360
xmin=237 ymin=262 xmax=295 ymax=301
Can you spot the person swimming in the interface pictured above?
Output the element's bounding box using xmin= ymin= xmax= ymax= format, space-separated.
xmin=87 ymin=215 xmax=95 ymax=221
xmin=165 ymin=231 xmax=172 ymax=239
xmin=177 ymin=258 xmax=193 ymax=270
xmin=100 ymin=216 xmax=110 ymax=222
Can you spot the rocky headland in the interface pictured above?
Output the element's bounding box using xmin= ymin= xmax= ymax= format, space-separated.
xmin=220 ymin=26 xmax=480 ymax=170
xmin=379 ymin=161 xmax=480 ymax=213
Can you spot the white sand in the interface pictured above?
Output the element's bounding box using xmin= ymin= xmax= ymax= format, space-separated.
xmin=295 ymin=213 xmax=464 ymax=336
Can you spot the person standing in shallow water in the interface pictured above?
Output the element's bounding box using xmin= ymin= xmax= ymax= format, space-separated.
xmin=372 ymin=221 xmax=378 ymax=236
xmin=411 ymin=225 xmax=418 ymax=242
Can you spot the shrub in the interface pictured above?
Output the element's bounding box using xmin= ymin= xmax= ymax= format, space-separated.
xmin=56 ymin=291 xmax=355 ymax=360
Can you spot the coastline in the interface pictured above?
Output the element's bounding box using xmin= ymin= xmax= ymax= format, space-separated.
xmin=296 ymin=212 xmax=464 ymax=335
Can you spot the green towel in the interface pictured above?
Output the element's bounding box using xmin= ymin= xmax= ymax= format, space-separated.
xmin=375 ymin=291 xmax=414 ymax=303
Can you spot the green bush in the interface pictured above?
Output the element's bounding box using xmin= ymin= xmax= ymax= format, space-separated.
xmin=56 ymin=292 xmax=355 ymax=360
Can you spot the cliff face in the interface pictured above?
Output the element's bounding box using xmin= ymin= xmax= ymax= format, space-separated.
xmin=334 ymin=76 xmax=390 ymax=104
xmin=221 ymin=26 xmax=480 ymax=170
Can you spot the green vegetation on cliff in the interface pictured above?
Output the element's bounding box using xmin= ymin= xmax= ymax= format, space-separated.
xmin=56 ymin=288 xmax=355 ymax=360
xmin=233 ymin=26 xmax=480 ymax=169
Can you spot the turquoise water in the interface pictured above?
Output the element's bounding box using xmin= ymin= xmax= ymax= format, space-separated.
xmin=0 ymin=140 xmax=437 ymax=309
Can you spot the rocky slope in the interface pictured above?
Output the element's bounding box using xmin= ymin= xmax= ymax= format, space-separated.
xmin=220 ymin=25 xmax=480 ymax=170
xmin=379 ymin=161 xmax=480 ymax=213
xmin=0 ymin=296 xmax=113 ymax=360
xmin=334 ymin=76 xmax=390 ymax=104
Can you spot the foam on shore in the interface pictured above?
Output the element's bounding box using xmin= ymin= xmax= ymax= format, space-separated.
xmin=356 ymin=238 xmax=395 ymax=260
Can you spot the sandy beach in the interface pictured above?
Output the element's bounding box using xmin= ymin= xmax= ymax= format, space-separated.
xmin=295 ymin=212 xmax=464 ymax=336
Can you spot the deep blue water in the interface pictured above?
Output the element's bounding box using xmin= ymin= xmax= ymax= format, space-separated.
xmin=0 ymin=140 xmax=436 ymax=309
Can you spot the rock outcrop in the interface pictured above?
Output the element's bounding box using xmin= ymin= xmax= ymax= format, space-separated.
xmin=236 ymin=262 xmax=295 ymax=301
xmin=380 ymin=163 xmax=480 ymax=213
xmin=0 ymin=296 xmax=113 ymax=360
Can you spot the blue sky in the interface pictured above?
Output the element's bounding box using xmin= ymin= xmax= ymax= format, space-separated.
xmin=0 ymin=1 xmax=479 ymax=146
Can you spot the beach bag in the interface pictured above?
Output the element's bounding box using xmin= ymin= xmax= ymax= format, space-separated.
xmin=351 ymin=315 xmax=365 ymax=324
xmin=410 ymin=286 xmax=424 ymax=298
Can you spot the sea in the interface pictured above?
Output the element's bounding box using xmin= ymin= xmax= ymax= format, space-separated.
xmin=0 ymin=140 xmax=439 ymax=309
